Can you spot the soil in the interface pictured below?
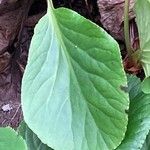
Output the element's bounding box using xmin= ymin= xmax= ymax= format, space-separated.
xmin=0 ymin=0 xmax=141 ymax=128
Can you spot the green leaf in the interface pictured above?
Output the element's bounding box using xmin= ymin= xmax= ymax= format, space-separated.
xmin=21 ymin=0 xmax=129 ymax=150
xmin=0 ymin=127 xmax=27 ymax=150
xmin=127 ymin=74 xmax=141 ymax=99
xmin=141 ymin=132 xmax=150 ymax=150
xmin=117 ymin=75 xmax=150 ymax=150
xmin=141 ymin=77 xmax=150 ymax=94
xmin=135 ymin=0 xmax=150 ymax=93
xmin=18 ymin=121 xmax=53 ymax=150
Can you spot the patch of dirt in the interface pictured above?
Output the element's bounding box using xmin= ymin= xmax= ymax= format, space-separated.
xmin=0 ymin=0 xmax=34 ymax=127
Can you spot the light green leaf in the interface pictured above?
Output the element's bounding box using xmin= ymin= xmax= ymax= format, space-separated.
xmin=18 ymin=121 xmax=53 ymax=150
xmin=117 ymin=75 xmax=150 ymax=150
xmin=21 ymin=0 xmax=129 ymax=150
xmin=141 ymin=132 xmax=150 ymax=150
xmin=0 ymin=127 xmax=27 ymax=150
xmin=141 ymin=77 xmax=150 ymax=94
xmin=135 ymin=0 xmax=150 ymax=93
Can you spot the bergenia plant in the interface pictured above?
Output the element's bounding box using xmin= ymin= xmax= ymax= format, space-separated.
xmin=0 ymin=0 xmax=150 ymax=150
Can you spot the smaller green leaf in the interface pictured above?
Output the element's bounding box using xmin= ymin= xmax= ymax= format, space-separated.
xmin=0 ymin=127 xmax=27 ymax=150
xmin=117 ymin=75 xmax=150 ymax=150
xmin=18 ymin=121 xmax=53 ymax=150
xmin=141 ymin=132 xmax=150 ymax=150
xmin=135 ymin=0 xmax=150 ymax=94
xmin=127 ymin=74 xmax=141 ymax=99
xmin=141 ymin=77 xmax=150 ymax=94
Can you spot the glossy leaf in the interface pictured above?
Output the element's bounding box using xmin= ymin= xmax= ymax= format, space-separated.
xmin=117 ymin=75 xmax=150 ymax=150
xmin=18 ymin=121 xmax=53 ymax=150
xmin=21 ymin=0 xmax=129 ymax=150
xmin=135 ymin=0 xmax=150 ymax=93
xmin=0 ymin=127 xmax=27 ymax=150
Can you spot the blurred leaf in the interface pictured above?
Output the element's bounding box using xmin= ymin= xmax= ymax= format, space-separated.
xmin=18 ymin=121 xmax=53 ymax=150
xmin=141 ymin=132 xmax=150 ymax=150
xmin=0 ymin=127 xmax=27 ymax=150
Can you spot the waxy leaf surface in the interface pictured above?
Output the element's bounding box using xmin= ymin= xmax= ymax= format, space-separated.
xmin=22 ymin=1 xmax=129 ymax=150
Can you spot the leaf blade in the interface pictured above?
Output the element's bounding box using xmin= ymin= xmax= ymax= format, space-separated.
xmin=22 ymin=2 xmax=129 ymax=150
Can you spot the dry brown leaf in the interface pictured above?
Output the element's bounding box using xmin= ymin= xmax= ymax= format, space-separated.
xmin=97 ymin=0 xmax=135 ymax=40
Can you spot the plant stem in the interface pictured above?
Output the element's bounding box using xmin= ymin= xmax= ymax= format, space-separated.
xmin=124 ymin=0 xmax=133 ymax=57
xmin=47 ymin=0 xmax=54 ymax=9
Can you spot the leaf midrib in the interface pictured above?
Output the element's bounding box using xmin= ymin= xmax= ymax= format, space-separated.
xmin=47 ymin=4 xmax=127 ymax=150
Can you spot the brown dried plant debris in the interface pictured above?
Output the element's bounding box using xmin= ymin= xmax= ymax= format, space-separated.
xmin=97 ymin=0 xmax=135 ymax=40
xmin=0 ymin=0 xmax=33 ymax=127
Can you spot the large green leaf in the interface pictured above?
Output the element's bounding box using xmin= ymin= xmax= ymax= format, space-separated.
xmin=21 ymin=0 xmax=129 ymax=150
xmin=18 ymin=121 xmax=53 ymax=150
xmin=117 ymin=75 xmax=150 ymax=150
xmin=135 ymin=0 xmax=150 ymax=93
xmin=0 ymin=127 xmax=27 ymax=150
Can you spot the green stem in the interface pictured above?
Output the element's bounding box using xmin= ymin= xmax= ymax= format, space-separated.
xmin=124 ymin=0 xmax=133 ymax=57
xmin=47 ymin=0 xmax=54 ymax=10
